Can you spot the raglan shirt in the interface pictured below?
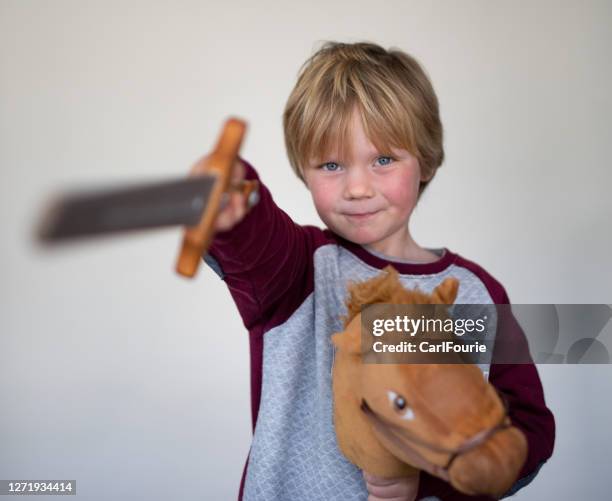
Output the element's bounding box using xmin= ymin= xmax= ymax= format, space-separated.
xmin=204 ymin=159 xmax=555 ymax=501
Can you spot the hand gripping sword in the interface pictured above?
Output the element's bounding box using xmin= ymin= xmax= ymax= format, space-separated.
xmin=36 ymin=118 xmax=259 ymax=278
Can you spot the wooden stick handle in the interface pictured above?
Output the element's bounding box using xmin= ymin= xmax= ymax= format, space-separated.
xmin=176 ymin=118 xmax=253 ymax=278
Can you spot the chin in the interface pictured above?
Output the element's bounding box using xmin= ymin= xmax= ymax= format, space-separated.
xmin=339 ymin=228 xmax=386 ymax=246
xmin=325 ymin=217 xmax=388 ymax=245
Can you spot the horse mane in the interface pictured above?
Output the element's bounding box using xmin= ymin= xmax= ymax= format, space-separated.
xmin=342 ymin=265 xmax=437 ymax=328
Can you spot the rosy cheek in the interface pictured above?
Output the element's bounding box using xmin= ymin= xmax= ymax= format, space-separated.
xmin=386 ymin=171 xmax=419 ymax=211
xmin=316 ymin=191 xmax=335 ymax=214
xmin=310 ymin=180 xmax=335 ymax=213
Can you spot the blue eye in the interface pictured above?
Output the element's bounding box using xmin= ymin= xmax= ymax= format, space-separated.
xmin=321 ymin=162 xmax=340 ymax=172
xmin=376 ymin=156 xmax=394 ymax=166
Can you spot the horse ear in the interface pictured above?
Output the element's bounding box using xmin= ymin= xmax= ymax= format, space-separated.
xmin=432 ymin=277 xmax=459 ymax=304
xmin=331 ymin=314 xmax=362 ymax=354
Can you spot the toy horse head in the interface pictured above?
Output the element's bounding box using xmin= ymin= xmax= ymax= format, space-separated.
xmin=331 ymin=266 xmax=527 ymax=497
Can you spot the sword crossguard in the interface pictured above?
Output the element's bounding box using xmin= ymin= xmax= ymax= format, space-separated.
xmin=176 ymin=118 xmax=259 ymax=278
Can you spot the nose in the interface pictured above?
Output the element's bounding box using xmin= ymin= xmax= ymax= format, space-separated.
xmin=343 ymin=165 xmax=375 ymax=200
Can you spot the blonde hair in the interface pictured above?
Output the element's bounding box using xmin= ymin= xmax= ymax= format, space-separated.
xmin=283 ymin=41 xmax=444 ymax=196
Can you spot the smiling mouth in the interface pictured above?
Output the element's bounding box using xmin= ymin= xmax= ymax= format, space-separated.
xmin=344 ymin=211 xmax=379 ymax=220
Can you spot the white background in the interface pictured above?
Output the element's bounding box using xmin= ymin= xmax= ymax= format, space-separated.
xmin=1 ymin=1 xmax=611 ymax=499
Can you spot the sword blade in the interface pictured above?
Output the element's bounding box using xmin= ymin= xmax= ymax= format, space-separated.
xmin=37 ymin=175 xmax=218 ymax=242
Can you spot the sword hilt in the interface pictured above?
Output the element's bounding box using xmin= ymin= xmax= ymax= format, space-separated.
xmin=176 ymin=118 xmax=259 ymax=278
xmin=222 ymin=179 xmax=260 ymax=210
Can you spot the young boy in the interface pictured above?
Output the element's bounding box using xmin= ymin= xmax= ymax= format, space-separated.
xmin=204 ymin=42 xmax=555 ymax=500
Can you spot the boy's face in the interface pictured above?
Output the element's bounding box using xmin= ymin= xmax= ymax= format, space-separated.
xmin=303 ymin=108 xmax=423 ymax=256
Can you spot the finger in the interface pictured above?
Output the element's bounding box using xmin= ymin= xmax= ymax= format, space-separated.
xmin=363 ymin=472 xmax=398 ymax=486
xmin=231 ymin=158 xmax=246 ymax=183
xmin=230 ymin=191 xmax=247 ymax=220
xmin=367 ymin=496 xmax=415 ymax=501
xmin=215 ymin=195 xmax=236 ymax=230
xmin=365 ymin=482 xmax=416 ymax=498
xmin=214 ymin=191 xmax=245 ymax=232
xmin=214 ymin=209 xmax=232 ymax=232
xmin=364 ymin=475 xmax=419 ymax=498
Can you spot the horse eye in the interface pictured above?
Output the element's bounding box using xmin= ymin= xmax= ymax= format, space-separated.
xmin=387 ymin=390 xmax=415 ymax=420
xmin=387 ymin=390 xmax=408 ymax=410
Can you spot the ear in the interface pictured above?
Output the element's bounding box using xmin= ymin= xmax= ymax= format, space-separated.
xmin=420 ymin=166 xmax=434 ymax=182
xmin=331 ymin=314 xmax=362 ymax=354
xmin=432 ymin=277 xmax=459 ymax=304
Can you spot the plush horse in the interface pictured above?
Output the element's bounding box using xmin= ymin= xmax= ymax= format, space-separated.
xmin=331 ymin=266 xmax=527 ymax=497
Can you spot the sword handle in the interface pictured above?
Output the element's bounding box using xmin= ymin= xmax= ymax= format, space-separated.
xmin=227 ymin=179 xmax=260 ymax=209
xmin=176 ymin=118 xmax=258 ymax=278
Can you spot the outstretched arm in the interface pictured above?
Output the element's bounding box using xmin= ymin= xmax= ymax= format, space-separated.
xmin=205 ymin=157 xmax=324 ymax=329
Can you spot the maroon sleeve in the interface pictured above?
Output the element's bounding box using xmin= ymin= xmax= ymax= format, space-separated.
xmin=486 ymin=288 xmax=556 ymax=489
xmin=417 ymin=257 xmax=556 ymax=500
xmin=205 ymin=158 xmax=328 ymax=330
